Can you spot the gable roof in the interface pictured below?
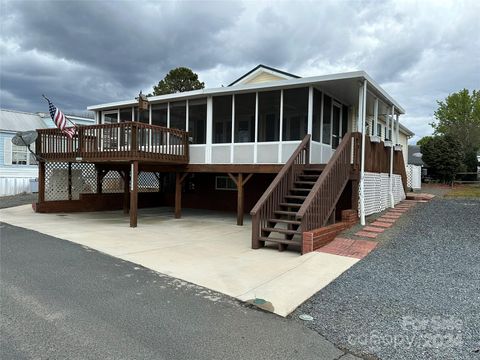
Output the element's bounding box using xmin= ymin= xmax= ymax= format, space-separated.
xmin=228 ymin=64 xmax=300 ymax=86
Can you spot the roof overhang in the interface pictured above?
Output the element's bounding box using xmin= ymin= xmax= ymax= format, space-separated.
xmin=88 ymin=70 xmax=406 ymax=116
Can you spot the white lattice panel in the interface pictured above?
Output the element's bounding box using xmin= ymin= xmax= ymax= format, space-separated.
xmin=361 ymin=172 xmax=406 ymax=216
xmin=406 ymin=164 xmax=422 ymax=190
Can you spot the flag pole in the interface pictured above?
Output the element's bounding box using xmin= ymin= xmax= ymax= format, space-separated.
xmin=42 ymin=94 xmax=78 ymax=128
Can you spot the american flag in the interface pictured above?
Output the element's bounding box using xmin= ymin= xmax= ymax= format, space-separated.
xmin=45 ymin=97 xmax=76 ymax=138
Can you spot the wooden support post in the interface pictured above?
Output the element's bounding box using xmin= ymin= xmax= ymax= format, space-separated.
xmin=123 ymin=170 xmax=130 ymax=214
xmin=38 ymin=161 xmax=45 ymax=203
xmin=228 ymin=173 xmax=253 ymax=226
xmin=68 ymin=162 xmax=72 ymax=200
xmin=175 ymin=172 xmax=189 ymax=219
xmin=96 ymin=169 xmax=103 ymax=194
xmin=130 ymin=161 xmax=138 ymax=227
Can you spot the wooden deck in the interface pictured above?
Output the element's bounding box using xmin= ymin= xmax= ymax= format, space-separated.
xmin=36 ymin=122 xmax=189 ymax=164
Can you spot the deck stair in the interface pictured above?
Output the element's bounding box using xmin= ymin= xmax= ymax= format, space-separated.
xmin=251 ymin=133 xmax=360 ymax=253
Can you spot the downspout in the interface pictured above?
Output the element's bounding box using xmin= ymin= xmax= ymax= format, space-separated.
xmin=359 ymin=79 xmax=368 ymax=226
xmin=389 ymin=105 xmax=395 ymax=208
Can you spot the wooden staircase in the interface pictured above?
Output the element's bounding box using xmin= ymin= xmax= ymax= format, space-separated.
xmin=251 ymin=133 xmax=361 ymax=253
xmin=258 ymin=166 xmax=324 ymax=250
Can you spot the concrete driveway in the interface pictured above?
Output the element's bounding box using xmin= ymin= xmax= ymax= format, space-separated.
xmin=0 ymin=205 xmax=358 ymax=317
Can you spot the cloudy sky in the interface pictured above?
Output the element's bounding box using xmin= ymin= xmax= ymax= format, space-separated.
xmin=1 ymin=0 xmax=479 ymax=143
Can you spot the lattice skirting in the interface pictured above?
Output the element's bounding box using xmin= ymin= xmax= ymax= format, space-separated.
xmin=406 ymin=164 xmax=422 ymax=190
xmin=361 ymin=172 xmax=406 ymax=216
xmin=44 ymin=162 xmax=161 ymax=201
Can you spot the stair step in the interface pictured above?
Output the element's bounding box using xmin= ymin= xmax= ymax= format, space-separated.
xmin=295 ymin=181 xmax=316 ymax=185
xmin=299 ymin=174 xmax=319 ymax=180
xmin=285 ymin=195 xmax=307 ymax=200
xmin=291 ymin=188 xmax=311 ymax=193
xmin=274 ymin=210 xmax=297 ymax=216
xmin=258 ymin=237 xmax=301 ymax=246
xmin=267 ymin=218 xmax=301 ymax=225
xmin=262 ymin=227 xmax=302 ymax=235
xmin=279 ymin=202 xmax=302 ymax=208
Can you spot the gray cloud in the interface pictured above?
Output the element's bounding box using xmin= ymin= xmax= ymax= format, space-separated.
xmin=1 ymin=0 xmax=479 ymax=143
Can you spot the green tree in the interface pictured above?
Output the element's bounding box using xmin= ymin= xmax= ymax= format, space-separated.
xmin=420 ymin=135 xmax=464 ymax=182
xmin=432 ymin=89 xmax=480 ymax=159
xmin=151 ymin=67 xmax=205 ymax=96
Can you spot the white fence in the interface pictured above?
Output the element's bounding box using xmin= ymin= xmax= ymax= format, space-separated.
xmin=406 ymin=164 xmax=422 ymax=190
xmin=362 ymin=172 xmax=406 ymax=216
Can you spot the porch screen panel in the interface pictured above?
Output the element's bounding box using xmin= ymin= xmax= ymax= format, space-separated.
xmin=312 ymin=89 xmax=322 ymax=142
xmin=170 ymin=101 xmax=186 ymax=130
xmin=282 ymin=87 xmax=308 ymax=141
xmin=152 ymin=103 xmax=168 ymax=144
xmin=134 ymin=106 xmax=148 ymax=123
xmin=213 ymin=95 xmax=232 ymax=143
xmin=234 ymin=93 xmax=255 ymax=143
xmin=342 ymin=105 xmax=348 ymax=136
xmin=258 ymin=90 xmax=280 ymax=142
xmin=119 ymin=108 xmax=132 ymax=147
xmin=188 ymin=98 xmax=207 ymax=144
xmin=322 ymin=95 xmax=332 ymax=145
xmin=120 ymin=108 xmax=132 ymax=122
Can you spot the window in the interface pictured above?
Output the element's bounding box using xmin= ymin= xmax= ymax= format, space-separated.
xmin=12 ymin=144 xmax=28 ymax=165
xmin=215 ymin=176 xmax=236 ymax=190
xmin=213 ymin=95 xmax=232 ymax=143
xmin=234 ymin=93 xmax=255 ymax=143
xmin=377 ymin=123 xmax=382 ymax=138
xmin=282 ymin=87 xmax=308 ymax=141
xmin=151 ymin=103 xmax=167 ymax=127
xmin=258 ymin=91 xmax=280 ymax=142
xmin=120 ymin=107 xmax=132 ymax=122
xmin=188 ymin=99 xmax=207 ymax=144
xmin=170 ymin=101 xmax=186 ymax=130
xmin=322 ymin=95 xmax=332 ymax=144
xmin=312 ymin=89 xmax=322 ymax=142
xmin=342 ymin=105 xmax=348 ymax=137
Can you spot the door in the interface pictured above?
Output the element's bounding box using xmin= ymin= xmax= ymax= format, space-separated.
xmin=102 ymin=111 xmax=119 ymax=150
xmin=332 ymin=103 xmax=342 ymax=149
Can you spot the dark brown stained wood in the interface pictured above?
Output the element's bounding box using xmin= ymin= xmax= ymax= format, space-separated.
xmin=130 ymin=161 xmax=138 ymax=227
xmin=38 ymin=162 xmax=45 ymax=203
xmin=123 ymin=170 xmax=130 ymax=214
xmin=36 ymin=121 xmax=189 ymax=164
xmin=174 ymin=172 xmax=189 ymax=219
xmin=227 ymin=173 xmax=254 ymax=226
xmin=68 ymin=162 xmax=72 ymax=200
xmin=250 ymin=134 xmax=311 ymax=250
xmin=297 ymin=133 xmax=359 ymax=233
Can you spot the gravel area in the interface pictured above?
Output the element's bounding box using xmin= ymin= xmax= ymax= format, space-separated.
xmin=292 ymin=197 xmax=480 ymax=359
xmin=0 ymin=193 xmax=37 ymax=209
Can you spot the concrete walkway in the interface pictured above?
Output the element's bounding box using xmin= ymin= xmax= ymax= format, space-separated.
xmin=0 ymin=205 xmax=358 ymax=317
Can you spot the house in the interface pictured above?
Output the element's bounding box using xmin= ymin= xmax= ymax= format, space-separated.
xmin=32 ymin=65 xmax=414 ymax=253
xmin=0 ymin=109 xmax=95 ymax=196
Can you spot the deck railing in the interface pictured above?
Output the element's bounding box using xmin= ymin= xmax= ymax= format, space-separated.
xmin=250 ymin=134 xmax=310 ymax=249
xmin=296 ymin=132 xmax=360 ymax=231
xmin=36 ymin=122 xmax=189 ymax=163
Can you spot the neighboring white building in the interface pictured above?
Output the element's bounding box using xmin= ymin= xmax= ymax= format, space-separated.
xmin=0 ymin=109 xmax=94 ymax=196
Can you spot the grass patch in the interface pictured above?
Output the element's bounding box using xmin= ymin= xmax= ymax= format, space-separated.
xmin=445 ymin=184 xmax=480 ymax=198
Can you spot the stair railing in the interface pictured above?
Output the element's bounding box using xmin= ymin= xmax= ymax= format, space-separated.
xmin=296 ymin=132 xmax=360 ymax=232
xmin=250 ymin=134 xmax=311 ymax=249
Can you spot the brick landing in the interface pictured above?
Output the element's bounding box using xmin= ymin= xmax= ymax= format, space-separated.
xmin=318 ymin=237 xmax=377 ymax=259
